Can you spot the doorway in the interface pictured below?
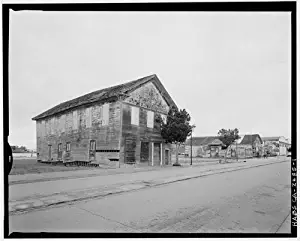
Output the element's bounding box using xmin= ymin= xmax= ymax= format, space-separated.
xmin=58 ymin=143 xmax=62 ymax=160
xmin=165 ymin=149 xmax=169 ymax=165
xmin=153 ymin=143 xmax=161 ymax=166
xmin=48 ymin=145 xmax=52 ymax=160
xmin=125 ymin=138 xmax=136 ymax=163
xmin=140 ymin=142 xmax=150 ymax=163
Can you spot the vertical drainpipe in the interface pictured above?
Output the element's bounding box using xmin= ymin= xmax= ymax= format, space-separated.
xmin=152 ymin=142 xmax=154 ymax=166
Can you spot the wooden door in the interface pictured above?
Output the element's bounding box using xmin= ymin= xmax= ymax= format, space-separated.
xmin=58 ymin=144 xmax=62 ymax=160
xmin=140 ymin=142 xmax=149 ymax=163
xmin=153 ymin=143 xmax=161 ymax=165
xmin=48 ymin=145 xmax=52 ymax=160
xmin=125 ymin=139 xmax=136 ymax=163
xmin=165 ymin=149 xmax=169 ymax=165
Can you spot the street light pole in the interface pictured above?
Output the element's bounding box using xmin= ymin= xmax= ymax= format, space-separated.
xmin=236 ymin=141 xmax=238 ymax=162
xmin=190 ymin=129 xmax=193 ymax=165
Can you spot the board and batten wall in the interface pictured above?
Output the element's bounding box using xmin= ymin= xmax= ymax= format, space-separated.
xmin=119 ymin=102 xmax=172 ymax=165
xmin=35 ymin=101 xmax=122 ymax=164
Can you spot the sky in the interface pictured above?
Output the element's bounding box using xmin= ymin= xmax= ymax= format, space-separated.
xmin=8 ymin=11 xmax=291 ymax=150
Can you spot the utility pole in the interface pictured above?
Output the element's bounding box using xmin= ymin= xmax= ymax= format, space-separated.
xmin=190 ymin=130 xmax=193 ymax=165
xmin=236 ymin=140 xmax=238 ymax=162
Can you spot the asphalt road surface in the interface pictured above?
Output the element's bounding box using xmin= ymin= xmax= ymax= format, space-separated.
xmin=9 ymin=160 xmax=291 ymax=233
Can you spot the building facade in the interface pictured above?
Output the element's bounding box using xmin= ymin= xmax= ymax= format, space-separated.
xmin=232 ymin=134 xmax=263 ymax=158
xmin=185 ymin=136 xmax=224 ymax=158
xmin=261 ymin=136 xmax=291 ymax=156
xmin=32 ymin=74 xmax=177 ymax=166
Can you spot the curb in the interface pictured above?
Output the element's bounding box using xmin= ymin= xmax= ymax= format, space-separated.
xmin=9 ymin=161 xmax=221 ymax=186
xmin=9 ymin=159 xmax=288 ymax=216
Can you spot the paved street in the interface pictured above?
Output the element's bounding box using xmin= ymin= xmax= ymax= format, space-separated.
xmin=9 ymin=158 xmax=291 ymax=233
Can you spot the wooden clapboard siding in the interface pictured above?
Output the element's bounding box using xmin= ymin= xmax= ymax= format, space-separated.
xmin=36 ymin=101 xmax=122 ymax=163
xmin=34 ymin=75 xmax=177 ymax=165
xmin=120 ymin=102 xmax=169 ymax=164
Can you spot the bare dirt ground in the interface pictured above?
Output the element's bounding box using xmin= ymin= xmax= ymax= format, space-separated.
xmin=10 ymin=155 xmax=278 ymax=175
xmin=10 ymin=156 xmax=217 ymax=175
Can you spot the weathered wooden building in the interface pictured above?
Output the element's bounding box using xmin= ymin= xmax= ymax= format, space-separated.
xmin=185 ymin=136 xmax=224 ymax=158
xmin=32 ymin=74 xmax=177 ymax=166
xmin=231 ymin=134 xmax=263 ymax=158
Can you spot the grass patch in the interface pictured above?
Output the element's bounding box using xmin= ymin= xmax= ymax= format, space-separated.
xmin=10 ymin=158 xmax=97 ymax=175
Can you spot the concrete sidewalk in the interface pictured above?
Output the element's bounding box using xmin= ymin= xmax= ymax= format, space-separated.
xmin=9 ymin=159 xmax=221 ymax=185
xmin=9 ymin=157 xmax=287 ymax=215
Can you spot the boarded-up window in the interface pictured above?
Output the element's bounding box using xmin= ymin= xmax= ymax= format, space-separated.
xmin=45 ymin=120 xmax=48 ymax=135
xmin=147 ymin=111 xmax=154 ymax=128
xmin=57 ymin=116 xmax=61 ymax=133
xmin=73 ymin=111 xmax=78 ymax=130
xmin=61 ymin=115 xmax=66 ymax=132
xmin=131 ymin=106 xmax=139 ymax=125
xmin=50 ymin=118 xmax=54 ymax=135
xmin=48 ymin=119 xmax=51 ymax=135
xmin=102 ymin=104 xmax=109 ymax=126
xmin=86 ymin=107 xmax=92 ymax=128
xmin=90 ymin=140 xmax=96 ymax=151
xmin=39 ymin=121 xmax=44 ymax=137
xmin=36 ymin=122 xmax=39 ymax=137
xmin=54 ymin=117 xmax=58 ymax=135
xmin=66 ymin=142 xmax=71 ymax=152
xmin=52 ymin=118 xmax=55 ymax=135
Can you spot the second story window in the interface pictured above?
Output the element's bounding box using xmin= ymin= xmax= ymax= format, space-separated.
xmin=131 ymin=106 xmax=139 ymax=126
xmin=73 ymin=111 xmax=78 ymax=130
xmin=66 ymin=142 xmax=71 ymax=152
xmin=147 ymin=110 xmax=154 ymax=128
xmin=160 ymin=114 xmax=167 ymax=124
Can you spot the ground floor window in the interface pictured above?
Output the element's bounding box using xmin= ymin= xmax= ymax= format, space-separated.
xmin=90 ymin=140 xmax=96 ymax=151
xmin=58 ymin=143 xmax=62 ymax=159
xmin=89 ymin=140 xmax=96 ymax=160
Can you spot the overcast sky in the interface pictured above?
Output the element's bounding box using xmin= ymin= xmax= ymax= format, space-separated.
xmin=9 ymin=11 xmax=291 ymax=149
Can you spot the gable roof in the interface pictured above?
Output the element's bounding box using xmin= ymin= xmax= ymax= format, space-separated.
xmin=186 ymin=136 xmax=223 ymax=146
xmin=261 ymin=136 xmax=290 ymax=144
xmin=239 ymin=134 xmax=262 ymax=145
xmin=209 ymin=139 xmax=224 ymax=146
xmin=261 ymin=137 xmax=281 ymax=142
xmin=32 ymin=74 xmax=177 ymax=121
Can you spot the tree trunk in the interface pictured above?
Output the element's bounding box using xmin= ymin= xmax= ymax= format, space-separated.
xmin=224 ymin=147 xmax=229 ymax=163
xmin=220 ymin=147 xmax=229 ymax=164
xmin=175 ymin=143 xmax=179 ymax=165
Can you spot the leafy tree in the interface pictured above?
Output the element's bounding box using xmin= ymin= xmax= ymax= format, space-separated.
xmin=160 ymin=107 xmax=195 ymax=166
xmin=217 ymin=128 xmax=240 ymax=163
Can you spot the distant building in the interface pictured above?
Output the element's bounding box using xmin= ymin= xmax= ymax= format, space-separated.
xmin=261 ymin=136 xmax=291 ymax=156
xmin=32 ymin=74 xmax=177 ymax=166
xmin=233 ymin=134 xmax=263 ymax=158
xmin=185 ymin=136 xmax=224 ymax=158
xmin=185 ymin=134 xmax=264 ymax=159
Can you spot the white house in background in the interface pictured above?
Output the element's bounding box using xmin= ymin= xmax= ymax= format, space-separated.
xmin=261 ymin=136 xmax=291 ymax=156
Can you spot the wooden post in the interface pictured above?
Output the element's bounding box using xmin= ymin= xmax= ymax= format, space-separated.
xmin=151 ymin=142 xmax=154 ymax=166
xmin=160 ymin=143 xmax=163 ymax=166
